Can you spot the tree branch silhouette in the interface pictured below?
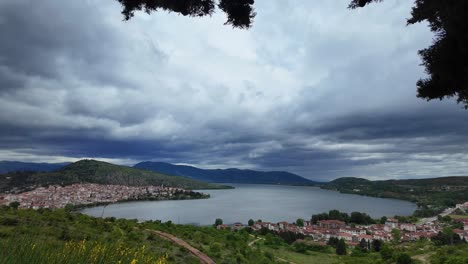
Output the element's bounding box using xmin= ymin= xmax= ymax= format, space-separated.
xmin=117 ymin=0 xmax=468 ymax=108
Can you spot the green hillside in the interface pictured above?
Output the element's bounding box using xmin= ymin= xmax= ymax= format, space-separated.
xmin=1 ymin=207 xmax=468 ymax=264
xmin=324 ymin=176 xmax=468 ymax=216
xmin=0 ymin=160 xmax=227 ymax=192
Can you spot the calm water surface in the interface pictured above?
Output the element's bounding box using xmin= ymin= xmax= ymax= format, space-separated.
xmin=81 ymin=184 xmax=416 ymax=225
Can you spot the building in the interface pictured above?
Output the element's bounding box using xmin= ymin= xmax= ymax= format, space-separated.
xmin=318 ymin=220 xmax=346 ymax=229
xmin=384 ymin=218 xmax=399 ymax=232
xmin=400 ymin=223 xmax=417 ymax=232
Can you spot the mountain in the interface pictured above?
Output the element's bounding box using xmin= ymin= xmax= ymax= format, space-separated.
xmin=0 ymin=161 xmax=70 ymax=174
xmin=133 ymin=161 xmax=317 ymax=185
xmin=0 ymin=160 xmax=226 ymax=193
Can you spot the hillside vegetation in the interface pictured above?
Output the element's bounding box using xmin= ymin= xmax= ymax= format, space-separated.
xmin=324 ymin=176 xmax=468 ymax=216
xmin=134 ymin=161 xmax=317 ymax=185
xmin=1 ymin=207 xmax=467 ymax=264
xmin=0 ymin=160 xmax=227 ymax=193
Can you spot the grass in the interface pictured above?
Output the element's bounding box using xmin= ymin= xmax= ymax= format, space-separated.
xmin=448 ymin=214 xmax=468 ymax=219
xmin=261 ymin=246 xmax=337 ymax=264
xmin=0 ymin=238 xmax=168 ymax=264
xmin=0 ymin=207 xmax=199 ymax=264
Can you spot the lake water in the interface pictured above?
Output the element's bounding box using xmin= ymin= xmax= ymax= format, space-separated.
xmin=81 ymin=184 xmax=417 ymax=225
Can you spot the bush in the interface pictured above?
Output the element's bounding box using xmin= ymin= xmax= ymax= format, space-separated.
xmin=396 ymin=253 xmax=412 ymax=264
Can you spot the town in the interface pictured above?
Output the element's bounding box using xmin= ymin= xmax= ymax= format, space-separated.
xmin=0 ymin=183 xmax=204 ymax=209
xmin=217 ymin=202 xmax=468 ymax=247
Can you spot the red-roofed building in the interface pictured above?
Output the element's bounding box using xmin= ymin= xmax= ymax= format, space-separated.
xmin=318 ymin=220 xmax=346 ymax=229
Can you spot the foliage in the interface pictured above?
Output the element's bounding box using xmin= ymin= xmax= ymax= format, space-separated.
xmin=277 ymin=231 xmax=305 ymax=245
xmin=214 ymin=218 xmax=223 ymax=227
xmin=8 ymin=201 xmax=19 ymax=209
xmin=336 ymin=239 xmax=347 ymax=255
xmin=324 ymin=176 xmax=468 ymax=217
xmin=380 ymin=244 xmax=393 ymax=260
xmin=311 ymin=209 xmax=375 ymax=225
xmin=371 ymin=239 xmax=382 ymax=252
xmin=396 ymin=253 xmax=412 ymax=264
xmin=328 ymin=237 xmax=339 ymax=248
xmin=0 ymin=207 xmax=197 ymax=263
xmin=141 ymin=219 xmax=274 ymax=263
xmin=248 ymin=219 xmax=254 ymax=226
xmin=359 ymin=238 xmax=369 ymax=252
xmin=431 ymin=228 xmax=464 ymax=246
xmin=350 ymin=0 xmax=468 ymax=107
xmin=116 ymin=0 xmax=255 ymax=29
xmin=0 ymin=238 xmax=168 ymax=264
xmin=392 ymin=228 xmax=401 ymax=243
xmin=296 ymin=218 xmax=304 ymax=227
xmin=430 ymin=244 xmax=468 ymax=264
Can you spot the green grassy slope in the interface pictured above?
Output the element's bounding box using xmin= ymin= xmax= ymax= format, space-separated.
xmin=0 ymin=159 xmax=227 ymax=192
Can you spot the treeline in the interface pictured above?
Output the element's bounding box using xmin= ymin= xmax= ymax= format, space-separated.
xmin=311 ymin=209 xmax=376 ymax=225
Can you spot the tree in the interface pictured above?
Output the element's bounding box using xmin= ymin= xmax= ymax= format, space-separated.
xmin=371 ymin=239 xmax=382 ymax=252
xmin=116 ymin=0 xmax=255 ymax=29
xmin=64 ymin=203 xmax=74 ymax=213
xmin=396 ymin=253 xmax=413 ymax=264
xmin=327 ymin=237 xmax=339 ymax=248
xmin=214 ymin=218 xmax=223 ymax=227
xmin=391 ymin=228 xmax=401 ymax=243
xmin=380 ymin=244 xmax=393 ymax=260
xmin=336 ymin=239 xmax=347 ymax=255
xmin=350 ymin=0 xmax=468 ymax=108
xmin=359 ymin=238 xmax=368 ymax=252
xmin=379 ymin=216 xmax=387 ymax=225
xmin=117 ymin=1 xmax=468 ymax=109
xmin=248 ymin=219 xmax=254 ymax=226
xmin=9 ymin=201 xmax=20 ymax=210
xmin=296 ymin=218 xmax=304 ymax=227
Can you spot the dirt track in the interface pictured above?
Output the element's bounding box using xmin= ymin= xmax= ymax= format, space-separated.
xmin=147 ymin=229 xmax=216 ymax=264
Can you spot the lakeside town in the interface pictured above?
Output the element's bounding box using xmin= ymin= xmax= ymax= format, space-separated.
xmin=1 ymin=182 xmax=467 ymax=248
xmin=218 ymin=202 xmax=468 ymax=247
xmin=0 ymin=183 xmax=205 ymax=209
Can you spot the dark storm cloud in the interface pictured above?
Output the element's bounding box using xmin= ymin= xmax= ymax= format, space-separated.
xmin=1 ymin=0 xmax=468 ymax=180
xmin=0 ymin=0 xmax=165 ymax=93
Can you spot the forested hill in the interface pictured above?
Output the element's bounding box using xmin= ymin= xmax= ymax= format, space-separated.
xmin=134 ymin=161 xmax=317 ymax=185
xmin=0 ymin=161 xmax=70 ymax=174
xmin=324 ymin=176 xmax=468 ymax=216
xmin=0 ymin=160 xmax=226 ymax=193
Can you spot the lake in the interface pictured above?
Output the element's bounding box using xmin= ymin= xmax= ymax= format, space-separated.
xmin=81 ymin=184 xmax=417 ymax=225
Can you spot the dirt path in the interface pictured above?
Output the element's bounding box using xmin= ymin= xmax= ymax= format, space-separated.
xmin=413 ymin=253 xmax=433 ymax=264
xmin=147 ymin=229 xmax=216 ymax=264
xmin=248 ymin=237 xmax=264 ymax=246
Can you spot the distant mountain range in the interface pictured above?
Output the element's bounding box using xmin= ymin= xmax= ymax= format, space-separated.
xmin=0 ymin=161 xmax=70 ymax=174
xmin=133 ymin=161 xmax=318 ymax=185
xmin=0 ymin=160 xmax=225 ymax=193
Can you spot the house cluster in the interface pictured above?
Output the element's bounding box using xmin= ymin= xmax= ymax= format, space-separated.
xmin=455 ymin=202 xmax=468 ymax=213
xmin=0 ymin=183 xmax=186 ymax=209
xmin=221 ymin=216 xmax=468 ymax=247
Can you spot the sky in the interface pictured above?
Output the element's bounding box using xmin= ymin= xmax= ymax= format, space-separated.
xmin=0 ymin=0 xmax=467 ymax=181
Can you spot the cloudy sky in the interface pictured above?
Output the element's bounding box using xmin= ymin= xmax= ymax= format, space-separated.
xmin=0 ymin=0 xmax=467 ymax=181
